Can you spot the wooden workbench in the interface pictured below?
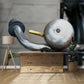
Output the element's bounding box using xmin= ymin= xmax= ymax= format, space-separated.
xmin=20 ymin=52 xmax=64 ymax=73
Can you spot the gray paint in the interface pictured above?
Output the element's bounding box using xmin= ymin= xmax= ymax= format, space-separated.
xmin=0 ymin=0 xmax=60 ymax=65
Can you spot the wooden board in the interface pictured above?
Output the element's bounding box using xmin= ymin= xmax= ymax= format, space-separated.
xmin=20 ymin=52 xmax=64 ymax=72
xmin=0 ymin=69 xmax=84 ymax=84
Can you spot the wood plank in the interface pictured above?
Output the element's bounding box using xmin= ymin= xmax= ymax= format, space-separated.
xmin=21 ymin=66 xmax=63 ymax=72
xmin=20 ymin=52 xmax=64 ymax=72
xmin=0 ymin=69 xmax=84 ymax=84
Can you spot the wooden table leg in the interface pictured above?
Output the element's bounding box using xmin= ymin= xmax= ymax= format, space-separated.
xmin=9 ymin=50 xmax=16 ymax=69
xmin=2 ymin=49 xmax=9 ymax=71
xmin=5 ymin=57 xmax=9 ymax=69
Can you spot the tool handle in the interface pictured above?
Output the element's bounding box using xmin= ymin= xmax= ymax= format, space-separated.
xmin=29 ymin=30 xmax=44 ymax=37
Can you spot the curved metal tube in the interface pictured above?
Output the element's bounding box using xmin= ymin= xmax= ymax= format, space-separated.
xmin=14 ymin=25 xmax=51 ymax=50
xmin=75 ymin=44 xmax=84 ymax=51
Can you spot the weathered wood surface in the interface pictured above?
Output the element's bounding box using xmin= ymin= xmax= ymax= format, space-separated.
xmin=20 ymin=52 xmax=64 ymax=72
xmin=0 ymin=69 xmax=84 ymax=84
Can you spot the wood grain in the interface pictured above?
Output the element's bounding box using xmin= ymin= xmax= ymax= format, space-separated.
xmin=0 ymin=69 xmax=84 ymax=84
xmin=20 ymin=52 xmax=64 ymax=72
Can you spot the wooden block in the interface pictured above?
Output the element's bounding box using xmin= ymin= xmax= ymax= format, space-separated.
xmin=68 ymin=61 xmax=78 ymax=72
xmin=20 ymin=52 xmax=64 ymax=72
